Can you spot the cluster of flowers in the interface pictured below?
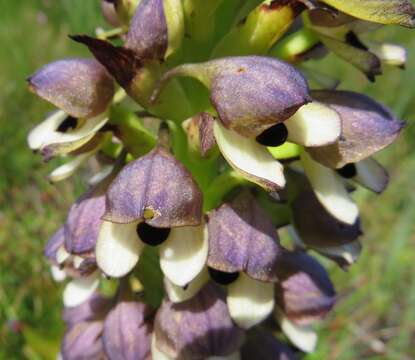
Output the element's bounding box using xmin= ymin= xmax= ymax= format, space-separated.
xmin=28 ymin=0 xmax=413 ymax=359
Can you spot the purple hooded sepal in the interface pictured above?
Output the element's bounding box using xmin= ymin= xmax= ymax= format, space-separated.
xmin=154 ymin=283 xmax=245 ymax=359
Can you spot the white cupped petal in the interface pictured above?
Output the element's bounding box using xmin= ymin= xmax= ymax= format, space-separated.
xmin=49 ymin=152 xmax=93 ymax=183
xmin=28 ymin=110 xmax=68 ymax=150
xmin=315 ymin=240 xmax=362 ymax=266
xmin=63 ymin=271 xmax=100 ymax=307
xmin=164 ymin=268 xmax=209 ymax=303
xmin=208 ymin=353 xmax=241 ymax=360
xmin=227 ymin=273 xmax=275 ymax=329
xmin=301 ymin=152 xmax=358 ymax=225
xmin=213 ymin=121 xmax=285 ymax=191
xmin=88 ymin=164 xmax=114 ymax=186
xmin=56 ymin=245 xmax=71 ymax=264
xmin=286 ymin=102 xmax=341 ymax=147
xmin=152 ymin=334 xmax=174 ymax=360
xmin=27 ymin=110 xmax=108 ymax=151
xmin=368 ymin=42 xmax=407 ymax=67
xmin=50 ymin=265 xmax=66 ymax=282
xmin=96 ymin=220 xmax=143 ymax=277
xmin=279 ymin=314 xmax=317 ymax=353
xmin=159 ymin=224 xmax=208 ymax=287
xmin=354 ymin=158 xmax=389 ymax=194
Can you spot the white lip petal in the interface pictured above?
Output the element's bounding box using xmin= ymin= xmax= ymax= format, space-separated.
xmin=368 ymin=42 xmax=407 ymax=67
xmin=213 ymin=121 xmax=285 ymax=191
xmin=96 ymin=221 xmax=143 ymax=277
xmin=88 ymin=164 xmax=114 ymax=186
xmin=27 ymin=110 xmax=108 ymax=152
xmin=50 ymin=265 xmax=67 ymax=282
xmin=56 ymin=245 xmax=71 ymax=264
xmin=49 ymin=152 xmax=93 ymax=183
xmin=286 ymin=102 xmax=341 ymax=147
xmin=315 ymin=240 xmax=362 ymax=266
xmin=28 ymin=110 xmax=68 ymax=150
xmin=63 ymin=271 xmax=100 ymax=307
xmin=354 ymin=158 xmax=389 ymax=194
xmin=164 ymin=268 xmax=209 ymax=303
xmin=278 ymin=314 xmax=317 ymax=353
xmin=159 ymin=224 xmax=208 ymax=287
xmin=152 ymin=334 xmax=174 ymax=360
xmin=227 ymin=273 xmax=275 ymax=329
xmin=301 ymin=152 xmax=359 ymax=225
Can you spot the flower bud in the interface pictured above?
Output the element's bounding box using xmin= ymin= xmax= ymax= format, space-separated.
xmin=207 ymin=192 xmax=282 ymax=282
xmin=103 ymin=300 xmax=152 ymax=360
xmin=151 ymin=56 xmax=310 ymax=137
xmin=275 ymin=251 xmax=336 ymax=326
xmin=319 ymin=0 xmax=415 ymax=27
xmin=154 ymin=283 xmax=245 ymax=359
xmin=27 ymin=59 xmax=114 ymax=118
xmin=307 ymin=90 xmax=404 ymax=168
xmin=72 ymin=0 xmax=184 ymax=104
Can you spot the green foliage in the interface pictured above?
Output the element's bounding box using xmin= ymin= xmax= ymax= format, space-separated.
xmin=0 ymin=1 xmax=414 ymax=359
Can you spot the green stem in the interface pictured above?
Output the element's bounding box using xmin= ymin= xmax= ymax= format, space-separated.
xmin=109 ymin=106 xmax=157 ymax=158
xmin=203 ymin=170 xmax=247 ymax=211
xmin=268 ymin=27 xmax=319 ymax=62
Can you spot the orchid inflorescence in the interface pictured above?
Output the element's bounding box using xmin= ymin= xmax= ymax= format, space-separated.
xmin=28 ymin=0 xmax=413 ymax=359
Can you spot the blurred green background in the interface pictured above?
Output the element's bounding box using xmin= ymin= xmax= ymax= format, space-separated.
xmin=0 ymin=1 xmax=414 ymax=359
